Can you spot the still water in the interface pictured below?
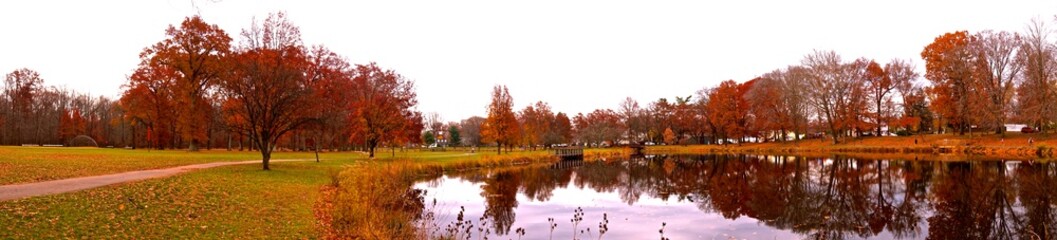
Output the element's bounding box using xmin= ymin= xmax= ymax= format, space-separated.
xmin=414 ymin=154 xmax=1057 ymax=240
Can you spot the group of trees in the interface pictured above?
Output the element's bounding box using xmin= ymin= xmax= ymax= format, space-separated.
xmin=923 ymin=21 xmax=1057 ymax=136
xmin=1 ymin=69 xmax=130 ymax=147
xmin=106 ymin=14 xmax=419 ymax=168
xmin=8 ymin=15 xmax=1057 ymax=161
xmin=473 ymin=85 xmax=573 ymax=154
xmin=117 ymin=14 xmax=423 ymax=167
xmin=555 ymin=18 xmax=1057 ymax=145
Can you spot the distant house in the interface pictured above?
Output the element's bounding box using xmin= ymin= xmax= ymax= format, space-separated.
xmin=1005 ymin=124 xmax=1029 ymax=132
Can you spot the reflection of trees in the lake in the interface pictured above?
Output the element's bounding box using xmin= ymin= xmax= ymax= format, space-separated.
xmin=441 ymin=155 xmax=1057 ymax=239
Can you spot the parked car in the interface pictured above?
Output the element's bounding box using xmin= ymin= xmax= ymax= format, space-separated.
xmin=1022 ymin=127 xmax=1037 ymax=133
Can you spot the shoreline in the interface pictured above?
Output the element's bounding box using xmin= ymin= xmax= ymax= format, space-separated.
xmin=645 ymin=134 xmax=1057 ymax=161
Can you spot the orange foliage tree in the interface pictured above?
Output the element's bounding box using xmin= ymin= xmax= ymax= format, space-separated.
xmin=572 ymin=109 xmax=624 ymax=147
xmin=707 ymin=80 xmax=751 ymax=144
xmin=347 ymin=63 xmax=421 ymax=158
xmin=517 ymin=101 xmax=556 ymax=150
xmin=482 ymin=85 xmax=519 ymax=154
xmin=921 ymin=31 xmax=976 ymax=135
xmin=120 ymin=59 xmax=177 ymax=149
xmin=138 ymin=15 xmax=231 ymax=150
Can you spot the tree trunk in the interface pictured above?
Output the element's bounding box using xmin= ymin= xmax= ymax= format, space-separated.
xmin=368 ymin=141 xmax=376 ymax=158
xmin=497 ymin=143 xmax=502 ymax=155
xmin=259 ymin=138 xmax=272 ymax=171
xmin=261 ymin=149 xmax=271 ymax=171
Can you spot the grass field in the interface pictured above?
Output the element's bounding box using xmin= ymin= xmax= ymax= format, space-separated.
xmin=0 ymin=161 xmax=340 ymax=239
xmin=0 ymin=147 xmax=362 ymax=185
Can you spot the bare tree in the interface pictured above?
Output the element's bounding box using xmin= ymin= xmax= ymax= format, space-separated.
xmin=459 ymin=116 xmax=486 ymax=147
xmin=617 ymin=97 xmax=644 ymax=143
xmin=782 ymin=66 xmax=813 ymax=141
xmin=973 ymin=31 xmax=1023 ymax=135
xmin=1017 ymin=18 xmax=1057 ymax=132
xmin=802 ymin=50 xmax=866 ymax=143
xmin=424 ymin=112 xmax=443 ymax=146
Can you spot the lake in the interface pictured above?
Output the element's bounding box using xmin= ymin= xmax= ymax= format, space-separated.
xmin=414 ymin=154 xmax=1056 ymax=240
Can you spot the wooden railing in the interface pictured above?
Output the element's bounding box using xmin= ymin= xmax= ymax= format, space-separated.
xmin=554 ymin=146 xmax=584 ymax=160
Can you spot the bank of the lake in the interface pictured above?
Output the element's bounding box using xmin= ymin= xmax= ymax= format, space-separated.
xmin=316 ymin=147 xmax=630 ymax=239
xmin=648 ymin=133 xmax=1057 ymax=160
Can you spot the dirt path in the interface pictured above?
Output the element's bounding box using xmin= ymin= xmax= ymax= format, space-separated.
xmin=0 ymin=159 xmax=312 ymax=201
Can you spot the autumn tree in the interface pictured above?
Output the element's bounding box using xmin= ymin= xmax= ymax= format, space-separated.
xmin=139 ymin=16 xmax=232 ymax=150
xmin=220 ymin=13 xmax=319 ymax=170
xmin=5 ymin=68 xmax=43 ymax=145
xmin=1016 ymin=19 xmax=1057 ymax=132
xmin=861 ymin=60 xmax=895 ymax=136
xmin=120 ymin=60 xmax=178 ymax=149
xmin=573 ymin=109 xmax=624 ymax=147
xmin=644 ymin=99 xmax=670 ymax=144
xmin=347 ymin=63 xmax=421 ymax=158
xmin=747 ymin=73 xmax=789 ymax=142
xmin=663 ymin=127 xmax=676 ymax=145
xmin=460 ymin=116 xmax=486 ymax=147
xmin=887 ymin=59 xmax=922 ymax=133
xmin=670 ymin=96 xmax=697 ymax=143
xmin=707 ymin=80 xmax=751 ymax=144
xmin=922 ymin=31 xmax=977 ymax=135
xmin=518 ymin=101 xmax=556 ymax=149
xmin=482 ymin=85 xmax=519 ymax=154
xmin=691 ymin=89 xmax=714 ymax=143
xmin=803 ymin=50 xmax=867 ymax=143
xmin=552 ymin=112 xmax=573 ymax=145
xmin=618 ymin=97 xmax=645 ymax=143
xmin=971 ymin=31 xmax=1023 ymax=135
xmin=303 ymin=46 xmax=354 ymax=153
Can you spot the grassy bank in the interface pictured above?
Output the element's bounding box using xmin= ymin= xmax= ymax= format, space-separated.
xmin=648 ymin=133 xmax=1057 ymax=160
xmin=0 ymin=161 xmax=342 ymax=239
xmin=318 ymin=147 xmax=631 ymax=239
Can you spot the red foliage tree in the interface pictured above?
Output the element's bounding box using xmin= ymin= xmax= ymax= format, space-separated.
xmin=707 ymin=80 xmax=751 ymax=144
xmin=347 ymin=63 xmax=421 ymax=158
xmin=921 ymin=31 xmax=976 ymax=135
xmin=220 ymin=12 xmax=317 ymax=170
xmin=140 ymin=15 xmax=231 ymax=150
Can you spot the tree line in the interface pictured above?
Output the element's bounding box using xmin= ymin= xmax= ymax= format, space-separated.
xmin=439 ymin=18 xmax=1057 ymax=148
xmin=5 ymin=15 xmax=1057 ymax=160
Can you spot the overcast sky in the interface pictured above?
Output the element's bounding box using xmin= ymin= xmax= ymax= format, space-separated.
xmin=2 ymin=0 xmax=1056 ymax=121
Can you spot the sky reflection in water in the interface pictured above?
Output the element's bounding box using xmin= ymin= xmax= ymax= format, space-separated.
xmin=414 ymin=154 xmax=1055 ymax=240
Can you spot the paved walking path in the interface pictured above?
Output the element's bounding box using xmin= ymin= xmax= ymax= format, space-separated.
xmin=0 ymin=159 xmax=312 ymax=201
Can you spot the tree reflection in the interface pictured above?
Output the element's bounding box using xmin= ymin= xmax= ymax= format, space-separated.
xmin=436 ymin=155 xmax=1057 ymax=239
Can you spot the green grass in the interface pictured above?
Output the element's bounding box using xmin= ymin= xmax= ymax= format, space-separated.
xmin=0 ymin=160 xmax=353 ymax=239
xmin=0 ymin=146 xmax=361 ymax=185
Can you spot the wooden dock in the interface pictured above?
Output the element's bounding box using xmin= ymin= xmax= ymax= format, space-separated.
xmin=554 ymin=146 xmax=584 ymax=160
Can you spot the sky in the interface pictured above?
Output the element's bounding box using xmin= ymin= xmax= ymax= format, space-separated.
xmin=2 ymin=0 xmax=1057 ymax=122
